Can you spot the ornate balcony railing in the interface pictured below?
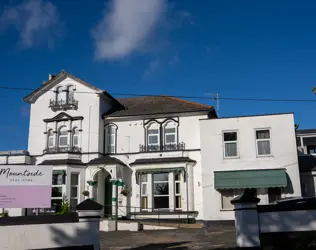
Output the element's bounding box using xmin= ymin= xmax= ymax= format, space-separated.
xmin=49 ymin=98 xmax=78 ymax=111
xmin=43 ymin=146 xmax=81 ymax=154
xmin=139 ymin=142 xmax=185 ymax=152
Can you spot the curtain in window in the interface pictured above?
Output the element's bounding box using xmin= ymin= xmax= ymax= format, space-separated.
xmin=225 ymin=143 xmax=237 ymax=157
xmin=256 ymin=130 xmax=270 ymax=139
xmin=257 ymin=141 xmax=271 ymax=155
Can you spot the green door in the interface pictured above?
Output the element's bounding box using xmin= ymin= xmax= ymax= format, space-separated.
xmin=104 ymin=175 xmax=112 ymax=217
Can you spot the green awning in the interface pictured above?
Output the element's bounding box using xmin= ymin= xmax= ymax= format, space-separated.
xmin=214 ymin=169 xmax=287 ymax=189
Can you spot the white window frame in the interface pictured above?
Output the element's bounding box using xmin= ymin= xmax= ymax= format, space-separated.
xmin=163 ymin=121 xmax=177 ymax=150
xmin=72 ymin=127 xmax=79 ymax=148
xmin=70 ymin=173 xmax=79 ymax=211
xmin=255 ymin=128 xmax=272 ymax=157
xmin=56 ymin=86 xmax=66 ymax=104
xmin=223 ymin=131 xmax=239 ymax=158
xmin=67 ymin=85 xmax=75 ymax=104
xmin=153 ymin=172 xmax=169 ymax=210
xmin=58 ymin=126 xmax=69 ymax=148
xmin=47 ymin=129 xmax=55 ymax=148
xmin=140 ymin=174 xmax=149 ymax=210
xmin=147 ymin=123 xmax=160 ymax=151
xmin=174 ymin=172 xmax=182 ymax=210
xmin=51 ymin=171 xmax=66 ymax=213
xmin=105 ymin=124 xmax=116 ymax=154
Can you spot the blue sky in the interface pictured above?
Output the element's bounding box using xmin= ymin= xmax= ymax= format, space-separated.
xmin=0 ymin=0 xmax=316 ymax=150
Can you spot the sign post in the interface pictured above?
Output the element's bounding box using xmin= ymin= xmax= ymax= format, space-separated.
xmin=0 ymin=165 xmax=52 ymax=209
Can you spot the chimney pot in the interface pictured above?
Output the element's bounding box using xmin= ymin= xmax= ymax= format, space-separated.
xmin=48 ymin=74 xmax=55 ymax=81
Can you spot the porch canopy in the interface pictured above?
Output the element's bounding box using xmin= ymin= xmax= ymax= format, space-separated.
xmin=214 ymin=168 xmax=287 ymax=189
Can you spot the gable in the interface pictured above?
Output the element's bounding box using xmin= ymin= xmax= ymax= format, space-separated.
xmin=43 ymin=112 xmax=83 ymax=123
xmin=24 ymin=70 xmax=103 ymax=104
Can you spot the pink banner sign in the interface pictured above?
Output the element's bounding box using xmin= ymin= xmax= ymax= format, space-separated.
xmin=0 ymin=165 xmax=52 ymax=208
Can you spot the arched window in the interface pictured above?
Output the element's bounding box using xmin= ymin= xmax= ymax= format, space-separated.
xmin=67 ymin=85 xmax=75 ymax=104
xmin=105 ymin=124 xmax=117 ymax=154
xmin=58 ymin=126 xmax=69 ymax=148
xmin=163 ymin=121 xmax=177 ymax=150
xmin=73 ymin=127 xmax=79 ymax=148
xmin=56 ymin=86 xmax=66 ymax=104
xmin=147 ymin=122 xmax=160 ymax=151
xmin=47 ymin=129 xmax=55 ymax=148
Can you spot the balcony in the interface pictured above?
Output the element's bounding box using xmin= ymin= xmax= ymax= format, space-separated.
xmin=49 ymin=98 xmax=78 ymax=111
xmin=139 ymin=142 xmax=185 ymax=152
xmin=43 ymin=146 xmax=81 ymax=154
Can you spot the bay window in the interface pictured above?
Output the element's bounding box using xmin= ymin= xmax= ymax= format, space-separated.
xmin=175 ymin=173 xmax=181 ymax=209
xmin=51 ymin=171 xmax=66 ymax=213
xmin=70 ymin=173 xmax=79 ymax=211
xmin=58 ymin=126 xmax=69 ymax=148
xmin=73 ymin=127 xmax=79 ymax=147
xmin=47 ymin=129 xmax=55 ymax=148
xmin=140 ymin=174 xmax=148 ymax=210
xmin=153 ymin=173 xmax=169 ymax=209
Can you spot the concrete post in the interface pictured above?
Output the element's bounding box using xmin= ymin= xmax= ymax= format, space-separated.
xmin=231 ymin=189 xmax=261 ymax=249
xmin=77 ymin=199 xmax=103 ymax=250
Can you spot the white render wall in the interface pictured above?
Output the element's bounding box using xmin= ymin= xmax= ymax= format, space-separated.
xmin=28 ymin=77 xmax=111 ymax=156
xmin=200 ymin=113 xmax=302 ymax=221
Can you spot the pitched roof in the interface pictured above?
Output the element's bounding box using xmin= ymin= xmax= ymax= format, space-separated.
xmin=105 ymin=96 xmax=216 ymax=118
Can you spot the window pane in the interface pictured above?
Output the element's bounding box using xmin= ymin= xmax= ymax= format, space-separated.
xmin=141 ymin=197 xmax=148 ymax=209
xmin=148 ymin=135 xmax=158 ymax=144
xmin=107 ymin=145 xmax=115 ymax=153
xmin=175 ymin=173 xmax=180 ymax=181
xmin=59 ymin=136 xmax=68 ymax=146
xmin=141 ymin=183 xmax=147 ymax=196
xmin=73 ymin=136 xmax=78 ymax=146
xmin=71 ymin=174 xmax=79 ymax=185
xmin=148 ymin=129 xmax=159 ymax=135
xmin=225 ymin=142 xmax=237 ymax=157
xmin=165 ymin=128 xmax=175 ymax=133
xmin=141 ymin=174 xmax=147 ymax=182
xmin=52 ymin=174 xmax=64 ymax=185
xmin=71 ymin=187 xmax=78 ymax=198
xmin=60 ymin=130 xmax=68 ymax=136
xmin=175 ymin=183 xmax=180 ymax=194
xmin=51 ymin=199 xmax=63 ymax=213
xmin=257 ymin=141 xmax=271 ymax=155
xmin=166 ymin=134 xmax=175 ymax=144
xmin=154 ymin=183 xmax=169 ymax=195
xmin=224 ymin=132 xmax=237 ymax=141
xmin=221 ymin=189 xmax=243 ymax=210
xmin=154 ymin=197 xmax=169 ymax=209
xmin=175 ymin=196 xmax=181 ymax=209
xmin=256 ymin=130 xmax=270 ymax=139
xmin=52 ymin=187 xmax=63 ymax=198
xmin=48 ymin=137 xmax=54 ymax=147
xmin=153 ymin=173 xmax=169 ymax=182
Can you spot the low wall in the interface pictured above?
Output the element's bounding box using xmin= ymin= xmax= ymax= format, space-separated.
xmin=0 ymin=212 xmax=100 ymax=250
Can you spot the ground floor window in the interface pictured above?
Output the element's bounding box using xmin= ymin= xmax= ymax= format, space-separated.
xmin=51 ymin=171 xmax=66 ymax=213
xmin=268 ymin=187 xmax=281 ymax=203
xmin=220 ymin=189 xmax=243 ymax=210
xmin=140 ymin=171 xmax=183 ymax=211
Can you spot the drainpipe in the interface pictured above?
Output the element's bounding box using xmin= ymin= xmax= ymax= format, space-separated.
xmin=87 ymin=105 xmax=92 ymax=161
xmin=186 ymin=164 xmax=189 ymax=223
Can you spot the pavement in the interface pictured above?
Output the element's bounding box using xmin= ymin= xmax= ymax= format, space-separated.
xmin=100 ymin=226 xmax=237 ymax=250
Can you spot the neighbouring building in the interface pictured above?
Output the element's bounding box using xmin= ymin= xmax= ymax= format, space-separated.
xmin=0 ymin=70 xmax=217 ymax=222
xmin=200 ymin=113 xmax=302 ymax=222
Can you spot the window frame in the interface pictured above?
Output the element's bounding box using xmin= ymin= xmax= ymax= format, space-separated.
xmin=51 ymin=171 xmax=66 ymax=213
xmin=58 ymin=126 xmax=69 ymax=148
xmin=153 ymin=172 xmax=169 ymax=210
xmin=72 ymin=127 xmax=79 ymax=148
xmin=70 ymin=173 xmax=79 ymax=211
xmin=147 ymin=123 xmax=160 ymax=151
xmin=67 ymin=85 xmax=75 ymax=104
xmin=174 ymin=172 xmax=182 ymax=210
xmin=140 ymin=174 xmax=149 ymax=211
xmin=56 ymin=86 xmax=66 ymax=104
xmin=255 ymin=128 xmax=272 ymax=157
xmin=105 ymin=124 xmax=117 ymax=154
xmin=47 ymin=129 xmax=55 ymax=148
xmin=222 ymin=130 xmax=239 ymax=159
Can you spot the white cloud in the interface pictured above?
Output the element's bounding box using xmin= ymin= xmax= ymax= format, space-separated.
xmin=92 ymin=0 xmax=167 ymax=60
xmin=142 ymin=59 xmax=160 ymax=80
xmin=0 ymin=0 xmax=62 ymax=48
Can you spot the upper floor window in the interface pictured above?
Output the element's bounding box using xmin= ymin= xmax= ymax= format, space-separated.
xmin=73 ymin=127 xmax=79 ymax=147
xmin=67 ymin=85 xmax=75 ymax=104
xmin=47 ymin=129 xmax=55 ymax=148
xmin=147 ymin=122 xmax=160 ymax=151
xmin=256 ymin=129 xmax=271 ymax=156
xmin=105 ymin=124 xmax=117 ymax=154
xmin=163 ymin=121 xmax=177 ymax=150
xmin=58 ymin=126 xmax=69 ymax=148
xmin=223 ymin=131 xmax=238 ymax=158
xmin=56 ymin=87 xmax=66 ymax=104
xmin=50 ymin=86 xmax=78 ymax=111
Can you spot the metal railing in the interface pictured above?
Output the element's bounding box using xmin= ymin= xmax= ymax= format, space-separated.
xmin=43 ymin=146 xmax=81 ymax=154
xmin=49 ymin=98 xmax=78 ymax=111
xmin=139 ymin=142 xmax=185 ymax=152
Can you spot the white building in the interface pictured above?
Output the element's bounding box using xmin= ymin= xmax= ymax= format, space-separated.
xmin=200 ymin=113 xmax=302 ymax=223
xmin=1 ymin=70 xmax=217 ymax=222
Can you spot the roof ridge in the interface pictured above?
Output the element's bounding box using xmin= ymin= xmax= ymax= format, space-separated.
xmin=162 ymin=95 xmax=214 ymax=109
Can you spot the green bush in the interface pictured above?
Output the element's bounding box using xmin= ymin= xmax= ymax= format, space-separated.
xmin=56 ymin=197 xmax=70 ymax=215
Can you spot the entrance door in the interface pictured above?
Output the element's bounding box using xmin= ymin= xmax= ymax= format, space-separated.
xmin=104 ymin=175 xmax=112 ymax=217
